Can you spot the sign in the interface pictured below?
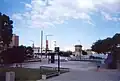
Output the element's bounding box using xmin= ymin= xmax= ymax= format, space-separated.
xmin=55 ymin=47 xmax=59 ymax=52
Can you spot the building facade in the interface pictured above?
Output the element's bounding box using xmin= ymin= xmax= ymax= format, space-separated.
xmin=33 ymin=47 xmax=40 ymax=54
xmin=74 ymin=45 xmax=82 ymax=56
xmin=85 ymin=49 xmax=93 ymax=55
xmin=10 ymin=34 xmax=19 ymax=47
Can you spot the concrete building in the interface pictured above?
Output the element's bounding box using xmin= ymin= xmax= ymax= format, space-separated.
xmin=74 ymin=45 xmax=82 ymax=57
xmin=85 ymin=49 xmax=93 ymax=55
xmin=10 ymin=34 xmax=19 ymax=47
xmin=33 ymin=47 xmax=40 ymax=54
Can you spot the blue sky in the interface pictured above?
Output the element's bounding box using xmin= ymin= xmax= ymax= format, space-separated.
xmin=1 ymin=0 xmax=120 ymax=51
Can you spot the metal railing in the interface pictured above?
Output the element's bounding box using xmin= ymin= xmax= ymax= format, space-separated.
xmin=40 ymin=66 xmax=70 ymax=72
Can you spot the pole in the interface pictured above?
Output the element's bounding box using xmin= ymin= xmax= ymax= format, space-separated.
xmin=55 ymin=47 xmax=60 ymax=74
xmin=46 ymin=35 xmax=48 ymax=58
xmin=58 ymin=51 xmax=60 ymax=73
xmin=41 ymin=30 xmax=43 ymax=58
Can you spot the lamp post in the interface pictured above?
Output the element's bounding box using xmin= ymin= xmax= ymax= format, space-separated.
xmin=30 ymin=40 xmax=34 ymax=48
xmin=41 ymin=30 xmax=43 ymax=58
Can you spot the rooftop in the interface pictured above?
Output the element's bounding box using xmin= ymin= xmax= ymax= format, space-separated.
xmin=75 ymin=45 xmax=82 ymax=47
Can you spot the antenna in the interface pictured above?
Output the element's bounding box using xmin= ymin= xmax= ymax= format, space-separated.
xmin=78 ymin=40 xmax=81 ymax=45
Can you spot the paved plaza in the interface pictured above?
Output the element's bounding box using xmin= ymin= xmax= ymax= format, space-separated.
xmin=9 ymin=58 xmax=120 ymax=81
xmin=38 ymin=70 xmax=120 ymax=81
xmin=36 ymin=59 xmax=120 ymax=81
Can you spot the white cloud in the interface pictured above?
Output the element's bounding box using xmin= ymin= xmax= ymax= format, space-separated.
xmin=101 ymin=11 xmax=120 ymax=22
xmin=25 ymin=3 xmax=32 ymax=9
xmin=12 ymin=14 xmax=23 ymax=20
xmin=12 ymin=0 xmax=120 ymax=28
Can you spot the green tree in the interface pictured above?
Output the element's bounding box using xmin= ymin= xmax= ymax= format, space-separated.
xmin=1 ymin=46 xmax=26 ymax=64
xmin=91 ymin=39 xmax=103 ymax=53
xmin=26 ymin=46 xmax=34 ymax=59
xmin=0 ymin=12 xmax=13 ymax=50
xmin=91 ymin=38 xmax=113 ymax=54
xmin=82 ymin=50 xmax=87 ymax=55
xmin=112 ymin=33 xmax=120 ymax=47
xmin=91 ymin=34 xmax=120 ymax=69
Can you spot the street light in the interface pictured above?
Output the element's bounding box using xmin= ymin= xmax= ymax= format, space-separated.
xmin=41 ymin=30 xmax=43 ymax=58
xmin=46 ymin=35 xmax=53 ymax=40
xmin=30 ymin=40 xmax=34 ymax=48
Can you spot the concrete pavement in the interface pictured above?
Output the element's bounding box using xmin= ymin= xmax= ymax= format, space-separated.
xmin=37 ymin=70 xmax=120 ymax=81
xmin=35 ymin=60 xmax=120 ymax=81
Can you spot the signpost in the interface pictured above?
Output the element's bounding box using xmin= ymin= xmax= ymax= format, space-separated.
xmin=55 ymin=47 xmax=60 ymax=73
xmin=46 ymin=40 xmax=48 ymax=58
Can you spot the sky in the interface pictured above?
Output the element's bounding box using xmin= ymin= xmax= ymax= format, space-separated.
xmin=0 ymin=0 xmax=120 ymax=51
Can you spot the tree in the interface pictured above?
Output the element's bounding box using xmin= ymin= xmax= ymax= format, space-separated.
xmin=91 ymin=39 xmax=103 ymax=53
xmin=26 ymin=46 xmax=34 ymax=59
xmin=112 ymin=33 xmax=120 ymax=47
xmin=91 ymin=38 xmax=113 ymax=54
xmin=91 ymin=33 xmax=120 ymax=69
xmin=82 ymin=50 xmax=87 ymax=55
xmin=59 ymin=51 xmax=72 ymax=57
xmin=0 ymin=12 xmax=13 ymax=50
xmin=0 ymin=46 xmax=26 ymax=64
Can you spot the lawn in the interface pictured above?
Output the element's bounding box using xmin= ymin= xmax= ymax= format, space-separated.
xmin=0 ymin=67 xmax=56 ymax=81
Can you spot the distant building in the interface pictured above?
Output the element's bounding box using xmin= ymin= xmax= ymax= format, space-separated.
xmin=33 ymin=47 xmax=40 ymax=54
xmin=85 ymin=49 xmax=93 ymax=55
xmin=10 ymin=34 xmax=19 ymax=47
xmin=74 ymin=45 xmax=82 ymax=56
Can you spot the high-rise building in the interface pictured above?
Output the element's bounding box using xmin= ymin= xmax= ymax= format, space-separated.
xmin=10 ymin=34 xmax=19 ymax=47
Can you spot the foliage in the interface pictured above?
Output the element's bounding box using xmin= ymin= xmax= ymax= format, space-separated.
xmin=25 ymin=46 xmax=34 ymax=59
xmin=59 ymin=51 xmax=72 ymax=57
xmin=91 ymin=33 xmax=120 ymax=69
xmin=0 ymin=46 xmax=26 ymax=64
xmin=82 ymin=50 xmax=88 ymax=55
xmin=0 ymin=12 xmax=13 ymax=50
xmin=91 ymin=33 xmax=120 ymax=54
xmin=0 ymin=46 xmax=34 ymax=64
xmin=91 ymin=37 xmax=113 ymax=53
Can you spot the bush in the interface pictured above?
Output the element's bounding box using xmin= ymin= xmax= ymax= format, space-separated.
xmin=0 ymin=46 xmax=26 ymax=64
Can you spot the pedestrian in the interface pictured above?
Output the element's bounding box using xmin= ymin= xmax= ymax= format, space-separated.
xmin=96 ymin=61 xmax=101 ymax=71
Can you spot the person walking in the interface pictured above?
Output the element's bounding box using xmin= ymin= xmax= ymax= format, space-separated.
xmin=96 ymin=61 xmax=101 ymax=71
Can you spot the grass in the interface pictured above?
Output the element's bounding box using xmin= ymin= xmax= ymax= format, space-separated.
xmin=0 ymin=67 xmax=56 ymax=81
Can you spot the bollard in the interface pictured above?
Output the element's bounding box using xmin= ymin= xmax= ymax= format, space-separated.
xmin=6 ymin=71 xmax=15 ymax=81
xmin=42 ymin=75 xmax=46 ymax=80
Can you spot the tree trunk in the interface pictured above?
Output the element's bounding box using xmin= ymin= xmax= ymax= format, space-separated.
xmin=110 ymin=52 xmax=117 ymax=69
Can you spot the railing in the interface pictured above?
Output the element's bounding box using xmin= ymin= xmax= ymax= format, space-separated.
xmin=40 ymin=66 xmax=70 ymax=72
